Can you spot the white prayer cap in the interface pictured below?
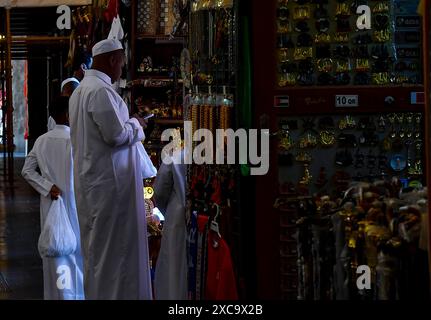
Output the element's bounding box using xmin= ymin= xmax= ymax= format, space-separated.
xmin=92 ymin=39 xmax=123 ymax=57
xmin=61 ymin=77 xmax=80 ymax=91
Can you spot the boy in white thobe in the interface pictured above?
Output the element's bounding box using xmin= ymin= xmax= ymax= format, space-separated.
xmin=22 ymin=96 xmax=84 ymax=300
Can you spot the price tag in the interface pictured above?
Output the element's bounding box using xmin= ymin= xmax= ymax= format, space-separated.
xmin=335 ymin=95 xmax=359 ymax=107
xmin=395 ymin=31 xmax=420 ymax=44
xmin=396 ymin=16 xmax=421 ymax=28
xmin=397 ymin=47 xmax=420 ymax=58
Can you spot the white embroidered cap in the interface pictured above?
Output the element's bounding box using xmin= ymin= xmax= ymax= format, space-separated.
xmin=60 ymin=77 xmax=80 ymax=91
xmin=92 ymin=39 xmax=123 ymax=57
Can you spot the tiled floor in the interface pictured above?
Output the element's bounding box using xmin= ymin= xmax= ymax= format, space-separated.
xmin=0 ymin=158 xmax=43 ymax=299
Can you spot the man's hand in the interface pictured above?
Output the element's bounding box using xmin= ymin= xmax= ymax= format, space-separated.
xmin=49 ymin=185 xmax=61 ymax=200
xmin=133 ymin=113 xmax=149 ymax=130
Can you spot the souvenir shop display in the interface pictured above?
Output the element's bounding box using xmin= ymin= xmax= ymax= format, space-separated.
xmin=65 ymin=0 xmax=132 ymax=69
xmin=277 ymin=113 xmax=424 ymax=197
xmin=276 ymin=0 xmax=422 ymax=86
xmin=187 ymin=165 xmax=239 ymax=300
xmin=130 ymin=0 xmax=188 ymax=165
xmin=188 ymin=2 xmax=237 ymax=89
xmin=253 ymin=0 xmax=427 ymax=300
xmin=136 ymin=0 xmax=189 ymax=36
xmin=129 ymin=0 xmax=240 ymax=296
xmin=65 ymin=5 xmax=98 ymax=69
xmin=272 ymin=1 xmax=426 ymax=299
xmin=185 ymin=0 xmax=240 ymax=299
xmin=275 ymin=179 xmax=429 ymax=300
xmin=185 ymin=86 xmax=234 ymax=136
xmin=191 ymin=0 xmax=234 ymax=11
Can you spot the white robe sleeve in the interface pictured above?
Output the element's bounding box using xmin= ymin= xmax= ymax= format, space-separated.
xmin=154 ymin=162 xmax=174 ymax=215
xmin=90 ymin=88 xmax=144 ymax=147
xmin=21 ymin=147 xmax=54 ymax=197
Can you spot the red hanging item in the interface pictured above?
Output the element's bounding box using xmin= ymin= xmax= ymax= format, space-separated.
xmin=103 ymin=0 xmax=119 ymax=24
xmin=205 ymin=231 xmax=238 ymax=300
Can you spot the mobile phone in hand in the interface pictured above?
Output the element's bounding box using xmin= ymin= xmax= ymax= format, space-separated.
xmin=143 ymin=113 xmax=154 ymax=120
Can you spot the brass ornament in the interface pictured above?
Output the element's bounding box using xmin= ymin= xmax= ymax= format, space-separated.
xmin=299 ymin=164 xmax=312 ymax=186
xmin=319 ymin=130 xmax=336 ymax=146
xmin=144 ymin=186 xmax=154 ymax=199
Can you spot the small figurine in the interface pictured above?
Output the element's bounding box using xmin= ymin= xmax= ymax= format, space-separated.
xmin=299 ymin=164 xmax=312 ymax=186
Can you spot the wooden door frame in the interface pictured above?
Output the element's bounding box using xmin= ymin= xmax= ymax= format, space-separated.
xmin=252 ymin=0 xmax=280 ymax=299
xmin=421 ymin=0 xmax=431 ymax=293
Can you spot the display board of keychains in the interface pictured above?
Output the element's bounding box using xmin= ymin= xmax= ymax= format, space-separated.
xmin=276 ymin=0 xmax=422 ymax=87
xmin=277 ymin=112 xmax=424 ymax=197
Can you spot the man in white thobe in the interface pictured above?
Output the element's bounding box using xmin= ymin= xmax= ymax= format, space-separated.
xmin=154 ymin=149 xmax=187 ymax=300
xmin=69 ymin=39 xmax=152 ymax=300
xmin=22 ymin=96 xmax=84 ymax=300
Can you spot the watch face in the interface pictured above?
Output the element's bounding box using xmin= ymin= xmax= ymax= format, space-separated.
xmin=277 ymin=6 xmax=289 ymax=19
xmin=297 ymin=33 xmax=313 ymax=47
xmin=295 ymin=21 xmax=310 ymax=33
xmin=314 ymin=7 xmax=328 ymax=19
xmin=276 ymin=0 xmax=421 ymax=88
xmin=280 ymin=61 xmax=297 ymax=73
xmin=335 ymin=72 xmax=350 ymax=85
xmin=316 ymin=45 xmax=331 ymax=58
xmin=390 ymin=154 xmax=407 ymax=171
xmin=316 ymin=18 xmax=330 ymax=32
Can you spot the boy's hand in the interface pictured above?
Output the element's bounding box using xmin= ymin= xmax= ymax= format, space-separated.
xmin=50 ymin=185 xmax=61 ymax=200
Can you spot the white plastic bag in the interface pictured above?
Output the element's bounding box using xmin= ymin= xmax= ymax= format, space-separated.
xmin=137 ymin=142 xmax=157 ymax=178
xmin=108 ymin=15 xmax=124 ymax=41
xmin=38 ymin=196 xmax=77 ymax=258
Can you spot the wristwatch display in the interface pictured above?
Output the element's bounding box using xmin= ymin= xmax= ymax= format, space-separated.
xmin=276 ymin=0 xmax=422 ymax=87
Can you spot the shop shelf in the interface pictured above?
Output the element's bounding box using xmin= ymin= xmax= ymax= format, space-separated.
xmin=154 ymin=119 xmax=184 ymax=125
xmin=136 ymin=34 xmax=185 ymax=44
